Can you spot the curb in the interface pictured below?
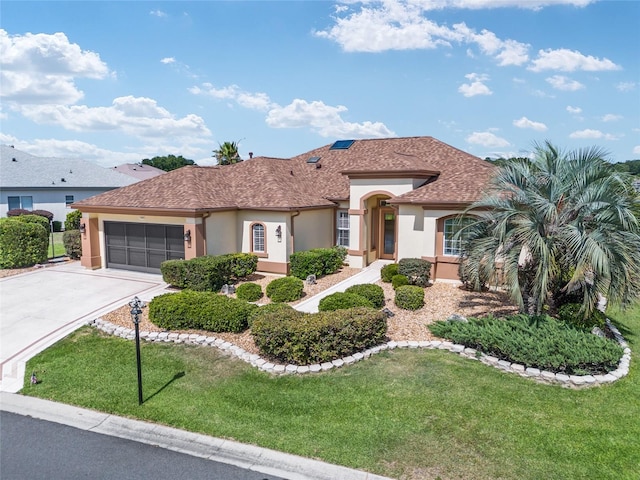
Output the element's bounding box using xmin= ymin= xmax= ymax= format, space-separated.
xmin=0 ymin=392 xmax=393 ymax=480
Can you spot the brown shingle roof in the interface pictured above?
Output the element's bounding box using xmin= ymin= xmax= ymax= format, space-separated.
xmin=73 ymin=136 xmax=494 ymax=213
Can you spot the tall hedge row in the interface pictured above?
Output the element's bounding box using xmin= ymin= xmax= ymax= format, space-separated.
xmin=289 ymin=246 xmax=347 ymax=279
xmin=0 ymin=216 xmax=49 ymax=268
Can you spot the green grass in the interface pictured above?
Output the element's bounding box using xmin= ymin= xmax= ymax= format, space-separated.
xmin=23 ymin=304 xmax=640 ymax=480
xmin=48 ymin=231 xmax=65 ymax=259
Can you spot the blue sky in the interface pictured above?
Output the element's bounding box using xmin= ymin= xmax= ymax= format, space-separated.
xmin=1 ymin=0 xmax=638 ymax=167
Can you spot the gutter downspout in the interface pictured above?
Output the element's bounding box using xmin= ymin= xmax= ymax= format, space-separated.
xmin=201 ymin=212 xmax=211 ymax=256
xmin=290 ymin=210 xmax=300 ymax=255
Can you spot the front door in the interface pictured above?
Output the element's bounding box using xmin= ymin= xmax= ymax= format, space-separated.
xmin=379 ymin=207 xmax=396 ymax=260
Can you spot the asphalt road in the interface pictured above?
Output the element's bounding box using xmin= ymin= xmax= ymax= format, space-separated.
xmin=0 ymin=411 xmax=286 ymax=480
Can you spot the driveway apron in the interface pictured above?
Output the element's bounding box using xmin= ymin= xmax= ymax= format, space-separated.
xmin=0 ymin=261 xmax=169 ymax=392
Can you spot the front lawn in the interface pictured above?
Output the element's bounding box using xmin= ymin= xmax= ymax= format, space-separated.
xmin=22 ymin=303 xmax=639 ymax=480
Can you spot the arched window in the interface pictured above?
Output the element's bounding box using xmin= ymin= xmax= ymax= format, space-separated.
xmin=443 ymin=217 xmax=475 ymax=256
xmin=252 ymin=223 xmax=265 ymax=253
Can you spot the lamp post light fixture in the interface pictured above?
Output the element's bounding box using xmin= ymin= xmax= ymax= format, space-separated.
xmin=129 ymin=296 xmax=145 ymax=405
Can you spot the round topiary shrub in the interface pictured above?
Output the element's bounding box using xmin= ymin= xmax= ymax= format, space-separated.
xmin=318 ymin=292 xmax=373 ymax=312
xmin=395 ymin=285 xmax=425 ymax=310
xmin=344 ymin=283 xmax=385 ymax=309
xmin=149 ymin=290 xmax=257 ymax=333
xmin=391 ymin=274 xmax=409 ymax=290
xmin=248 ymin=302 xmax=300 ymax=328
xmin=381 ymin=263 xmax=399 ymax=282
xmin=236 ymin=282 xmax=263 ymax=302
xmin=252 ymin=307 xmax=387 ymax=365
xmin=266 ymin=276 xmax=304 ymax=302
xmin=557 ymin=303 xmax=606 ymax=331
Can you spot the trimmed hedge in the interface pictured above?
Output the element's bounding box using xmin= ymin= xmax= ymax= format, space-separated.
xmin=248 ymin=302 xmax=300 ymax=327
xmin=429 ymin=314 xmax=623 ymax=375
xmin=160 ymin=253 xmax=258 ymax=292
xmin=0 ymin=217 xmax=49 ymax=268
xmin=252 ymin=307 xmax=387 ymax=365
xmin=344 ymin=283 xmax=385 ymax=309
xmin=65 ymin=210 xmax=82 ymax=231
xmin=398 ymin=258 xmax=432 ymax=287
xmin=236 ymin=282 xmax=263 ymax=302
xmin=63 ymin=230 xmax=82 ymax=259
xmin=380 ymin=263 xmax=399 ymax=283
xmin=318 ymin=292 xmax=373 ymax=312
xmin=266 ymin=276 xmax=304 ymax=302
xmin=149 ymin=290 xmax=257 ymax=333
xmin=31 ymin=209 xmax=54 ymax=223
xmin=290 ymin=246 xmax=347 ymax=279
xmin=395 ymin=285 xmax=425 ymax=310
xmin=391 ymin=274 xmax=409 ymax=290
xmin=557 ymin=303 xmax=606 ymax=331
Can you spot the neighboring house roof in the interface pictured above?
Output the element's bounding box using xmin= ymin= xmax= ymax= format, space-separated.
xmin=73 ymin=137 xmax=495 ymax=214
xmin=112 ymin=163 xmax=166 ymax=180
xmin=1 ymin=145 xmax=137 ymax=189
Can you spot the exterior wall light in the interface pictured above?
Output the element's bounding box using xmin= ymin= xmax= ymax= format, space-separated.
xmin=275 ymin=225 xmax=282 ymax=242
xmin=79 ymin=223 xmax=86 ymax=234
xmin=183 ymin=229 xmax=191 ymax=243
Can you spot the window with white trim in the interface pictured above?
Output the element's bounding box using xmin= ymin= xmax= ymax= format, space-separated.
xmin=336 ymin=210 xmax=349 ymax=247
xmin=443 ymin=217 xmax=474 ymax=256
xmin=8 ymin=195 xmax=33 ymax=210
xmin=252 ymin=224 xmax=265 ymax=252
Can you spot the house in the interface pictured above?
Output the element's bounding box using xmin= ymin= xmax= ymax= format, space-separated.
xmin=111 ymin=163 xmax=166 ymax=181
xmin=1 ymin=145 xmax=137 ymax=224
xmin=72 ymin=137 xmax=495 ymax=280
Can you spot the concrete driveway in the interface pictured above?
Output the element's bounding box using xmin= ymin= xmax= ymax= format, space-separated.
xmin=0 ymin=261 xmax=170 ymax=392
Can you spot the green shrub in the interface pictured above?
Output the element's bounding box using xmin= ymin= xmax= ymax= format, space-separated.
xmin=160 ymin=253 xmax=258 ymax=291
xmin=31 ymin=209 xmax=54 ymax=223
xmin=318 ymin=292 xmax=373 ymax=312
xmin=398 ymin=258 xmax=432 ymax=287
xmin=236 ymin=282 xmax=263 ymax=302
xmin=0 ymin=217 xmax=49 ymax=268
xmin=62 ymin=230 xmax=82 ymax=259
xmin=266 ymin=276 xmax=304 ymax=302
xmin=391 ymin=274 xmax=409 ymax=290
xmin=429 ymin=314 xmax=623 ymax=375
xmin=290 ymin=245 xmax=347 ymax=279
xmin=345 ymin=283 xmax=385 ymax=309
xmin=248 ymin=302 xmax=300 ymax=328
xmin=252 ymin=307 xmax=387 ymax=365
xmin=149 ymin=290 xmax=257 ymax=333
xmin=557 ymin=303 xmax=606 ymax=331
xmin=395 ymin=285 xmax=424 ymax=310
xmin=13 ymin=214 xmax=50 ymax=232
xmin=380 ymin=263 xmax=399 ymax=282
xmin=65 ymin=210 xmax=82 ymax=231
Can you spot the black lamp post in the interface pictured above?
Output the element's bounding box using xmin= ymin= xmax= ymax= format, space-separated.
xmin=129 ymin=296 xmax=145 ymax=405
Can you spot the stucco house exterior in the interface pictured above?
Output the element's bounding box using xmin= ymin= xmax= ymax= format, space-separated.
xmin=72 ymin=137 xmax=495 ymax=280
xmin=1 ymin=145 xmax=137 ymax=223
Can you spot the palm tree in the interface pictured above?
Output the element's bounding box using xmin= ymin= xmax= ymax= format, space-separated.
xmin=459 ymin=141 xmax=640 ymax=317
xmin=212 ymin=141 xmax=241 ymax=165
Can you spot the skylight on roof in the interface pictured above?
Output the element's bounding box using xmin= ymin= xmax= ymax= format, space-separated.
xmin=307 ymin=156 xmax=321 ymax=164
xmin=330 ymin=140 xmax=355 ymax=150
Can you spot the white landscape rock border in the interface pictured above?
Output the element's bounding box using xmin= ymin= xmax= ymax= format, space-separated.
xmin=89 ymin=318 xmax=631 ymax=388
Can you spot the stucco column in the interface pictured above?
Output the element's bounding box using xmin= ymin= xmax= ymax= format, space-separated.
xmin=183 ymin=223 xmax=204 ymax=259
xmin=80 ymin=216 xmax=101 ymax=269
xmin=347 ymin=209 xmax=366 ymax=268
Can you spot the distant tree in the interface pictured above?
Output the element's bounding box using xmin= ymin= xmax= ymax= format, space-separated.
xmin=612 ymin=159 xmax=640 ymax=176
xmin=484 ymin=157 xmax=531 ymax=168
xmin=141 ymin=155 xmax=195 ymax=172
xmin=213 ymin=141 xmax=242 ymax=165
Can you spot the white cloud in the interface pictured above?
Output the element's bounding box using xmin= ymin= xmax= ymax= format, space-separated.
xmin=566 ymin=105 xmax=582 ymax=114
xmin=191 ymin=82 xmax=394 ymax=138
xmin=616 ymin=81 xmax=636 ymax=92
xmin=0 ymin=29 xmax=110 ymax=104
xmin=513 ymin=116 xmax=547 ymax=131
xmin=18 ymin=95 xmax=212 ymax=140
xmin=466 ymin=131 xmax=510 ymax=148
xmin=529 ymin=48 xmax=620 ymax=72
xmin=314 ymin=2 xmax=529 ymax=65
xmin=633 ymin=146 xmax=640 ymax=155
xmin=601 ymin=114 xmax=622 ymax=122
xmin=569 ymin=129 xmax=619 ymax=141
xmin=160 ymin=57 xmax=175 ymax=64
xmin=266 ymin=99 xmax=395 ymax=138
xmin=458 ymin=73 xmax=492 ymax=97
xmin=546 ymin=75 xmax=584 ymax=91
xmin=150 ymin=10 xmax=167 ymax=18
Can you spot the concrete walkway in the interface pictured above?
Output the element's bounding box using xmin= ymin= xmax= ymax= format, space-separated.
xmin=294 ymin=260 xmax=390 ymax=313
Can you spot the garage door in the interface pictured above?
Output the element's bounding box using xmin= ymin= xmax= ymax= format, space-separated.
xmin=105 ymin=222 xmax=185 ymax=273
